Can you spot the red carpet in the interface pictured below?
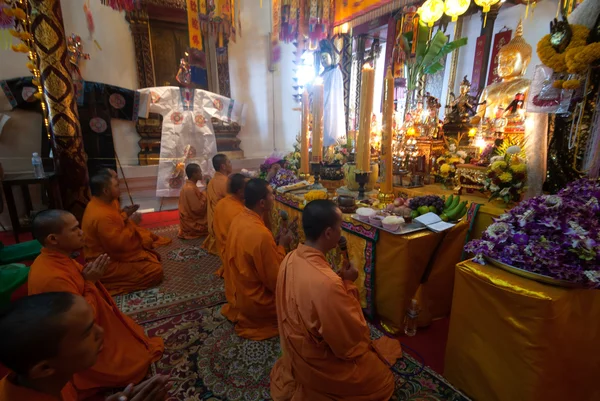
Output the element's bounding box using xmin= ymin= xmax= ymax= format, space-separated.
xmin=0 ymin=209 xmax=451 ymax=375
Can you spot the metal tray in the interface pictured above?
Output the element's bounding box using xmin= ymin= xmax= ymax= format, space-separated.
xmin=484 ymin=256 xmax=584 ymax=289
xmin=351 ymin=215 xmax=427 ymax=235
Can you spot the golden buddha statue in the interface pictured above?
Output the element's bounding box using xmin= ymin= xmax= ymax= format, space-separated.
xmin=472 ymin=20 xmax=532 ymax=136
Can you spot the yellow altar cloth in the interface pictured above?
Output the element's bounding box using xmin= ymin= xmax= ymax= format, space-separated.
xmin=445 ymin=261 xmax=600 ymax=401
xmin=394 ymin=184 xmax=509 ymax=239
xmin=273 ymin=195 xmax=469 ymax=331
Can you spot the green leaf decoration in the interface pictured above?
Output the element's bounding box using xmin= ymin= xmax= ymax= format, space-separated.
xmin=424 ymin=62 xmax=444 ymax=75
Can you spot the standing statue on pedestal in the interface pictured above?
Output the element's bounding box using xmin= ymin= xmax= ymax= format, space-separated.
xmin=318 ymin=40 xmax=346 ymax=147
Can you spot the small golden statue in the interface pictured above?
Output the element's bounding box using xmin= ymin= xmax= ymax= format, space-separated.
xmin=472 ymin=20 xmax=532 ymax=137
xmin=445 ymin=76 xmax=479 ymax=125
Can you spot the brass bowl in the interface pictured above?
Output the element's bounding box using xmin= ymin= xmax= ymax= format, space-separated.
xmin=337 ymin=195 xmax=355 ymax=207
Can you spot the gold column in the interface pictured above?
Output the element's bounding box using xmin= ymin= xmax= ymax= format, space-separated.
xmin=29 ymin=0 xmax=90 ymax=220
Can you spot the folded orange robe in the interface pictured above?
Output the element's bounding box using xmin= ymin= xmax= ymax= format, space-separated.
xmin=224 ymin=208 xmax=285 ymax=340
xmin=82 ymin=197 xmax=163 ymax=296
xmin=270 ymin=244 xmax=401 ymax=400
xmin=202 ymin=172 xmax=228 ymax=254
xmin=111 ymin=200 xmax=171 ymax=249
xmin=0 ymin=374 xmax=77 ymax=401
xmin=177 ymin=180 xmax=209 ymax=239
xmin=212 ymin=195 xmax=246 ymax=320
xmin=28 ymin=248 xmax=164 ymax=395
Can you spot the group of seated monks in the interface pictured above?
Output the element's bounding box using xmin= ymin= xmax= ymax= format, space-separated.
xmin=0 ymin=153 xmax=402 ymax=401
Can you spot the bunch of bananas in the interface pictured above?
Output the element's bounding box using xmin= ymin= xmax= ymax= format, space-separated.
xmin=440 ymin=194 xmax=468 ymax=222
xmin=304 ymin=190 xmax=328 ymax=202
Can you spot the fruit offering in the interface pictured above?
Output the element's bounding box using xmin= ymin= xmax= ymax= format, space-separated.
xmin=408 ymin=195 xmax=446 ymax=215
xmin=439 ymin=194 xmax=469 ymax=222
xmin=384 ymin=197 xmax=412 ymax=216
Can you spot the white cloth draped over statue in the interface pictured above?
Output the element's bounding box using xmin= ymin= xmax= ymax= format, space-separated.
xmin=321 ymin=65 xmax=346 ymax=147
xmin=138 ymin=86 xmax=246 ymax=197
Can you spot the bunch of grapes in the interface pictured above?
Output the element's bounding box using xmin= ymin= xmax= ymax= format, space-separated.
xmin=409 ymin=195 xmax=446 ymax=214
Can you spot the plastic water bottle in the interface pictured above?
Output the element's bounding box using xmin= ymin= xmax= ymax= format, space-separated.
xmin=32 ymin=152 xmax=44 ymax=178
xmin=404 ymin=298 xmax=419 ymax=337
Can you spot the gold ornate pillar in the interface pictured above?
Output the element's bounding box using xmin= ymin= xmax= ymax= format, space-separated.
xmin=29 ymin=0 xmax=90 ymax=219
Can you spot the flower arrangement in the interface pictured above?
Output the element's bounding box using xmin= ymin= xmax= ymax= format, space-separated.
xmin=283 ymin=135 xmax=302 ymax=173
xmin=536 ymin=24 xmax=600 ymax=90
xmin=269 ymin=167 xmax=299 ymax=188
xmin=484 ymin=145 xmax=527 ymax=203
xmin=434 ymin=142 xmax=466 ymax=187
xmin=465 ymin=179 xmax=600 ymax=288
xmin=324 ymin=138 xmax=351 ymax=166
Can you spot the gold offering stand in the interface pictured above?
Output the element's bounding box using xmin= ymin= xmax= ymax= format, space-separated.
xmin=455 ymin=164 xmax=487 ymax=195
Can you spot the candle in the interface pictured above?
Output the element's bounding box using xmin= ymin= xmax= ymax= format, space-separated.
xmin=356 ymin=64 xmax=375 ymax=171
xmin=312 ymin=81 xmax=324 ymax=163
xmin=381 ymin=67 xmax=395 ymax=193
xmin=301 ymin=89 xmax=310 ymax=173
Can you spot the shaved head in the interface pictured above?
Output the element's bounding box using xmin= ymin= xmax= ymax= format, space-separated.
xmin=32 ymin=209 xmax=73 ymax=245
xmin=0 ymin=292 xmax=76 ymax=375
xmin=228 ymin=173 xmax=247 ymax=195
xmin=90 ymin=174 xmax=113 ymax=197
xmin=186 ymin=163 xmax=202 ymax=180
xmin=97 ymin=168 xmax=117 ymax=179
xmin=302 ymin=200 xmax=341 ymax=241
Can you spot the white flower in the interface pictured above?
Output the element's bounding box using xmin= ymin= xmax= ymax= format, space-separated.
xmin=490 ymin=184 xmax=500 ymax=192
xmin=507 ymin=145 xmax=521 ymax=155
xmin=500 ymin=188 xmax=510 ymax=196
xmin=449 ymin=143 xmax=457 ymax=153
xmin=490 ymin=155 xmax=504 ymax=163
xmin=457 ymin=150 xmax=468 ymax=159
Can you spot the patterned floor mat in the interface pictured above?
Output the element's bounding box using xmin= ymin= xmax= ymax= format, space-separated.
xmin=113 ymin=225 xmax=225 ymax=323
xmin=144 ymin=305 xmax=470 ymax=401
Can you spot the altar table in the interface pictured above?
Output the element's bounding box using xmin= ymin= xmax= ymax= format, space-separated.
xmin=445 ymin=260 xmax=600 ymax=401
xmin=273 ymin=195 xmax=470 ymax=333
xmin=394 ymin=184 xmax=508 ymax=240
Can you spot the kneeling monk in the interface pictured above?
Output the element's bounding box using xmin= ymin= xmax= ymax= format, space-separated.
xmin=224 ymin=178 xmax=292 ymax=340
xmin=270 ymin=200 xmax=402 ymax=400
xmin=202 ymin=154 xmax=232 ymax=254
xmin=98 ymin=168 xmax=171 ymax=249
xmin=0 ymin=293 xmax=170 ymax=401
xmin=212 ymin=173 xmax=247 ymax=319
xmin=82 ymin=174 xmax=163 ymax=295
xmin=178 ymin=163 xmax=209 ymax=239
xmin=28 ymin=210 xmax=164 ymax=396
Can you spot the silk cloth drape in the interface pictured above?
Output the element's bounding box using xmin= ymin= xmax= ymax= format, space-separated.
xmin=445 ymin=261 xmax=600 ymax=401
xmin=273 ymin=195 xmax=469 ymax=329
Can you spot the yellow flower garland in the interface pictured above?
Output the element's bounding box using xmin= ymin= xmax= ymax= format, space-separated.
xmin=537 ymin=24 xmax=600 ymax=89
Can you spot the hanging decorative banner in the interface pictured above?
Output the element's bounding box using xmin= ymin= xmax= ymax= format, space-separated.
xmin=470 ymin=35 xmax=486 ymax=96
xmin=487 ymin=29 xmax=512 ymax=85
xmin=187 ymin=0 xmax=203 ymax=50
xmin=196 ymin=0 xmax=238 ymax=49
xmin=100 ymin=0 xmax=140 ymax=12
xmin=273 ymin=0 xmax=331 ymax=50
xmin=333 ymin=0 xmax=397 ymax=30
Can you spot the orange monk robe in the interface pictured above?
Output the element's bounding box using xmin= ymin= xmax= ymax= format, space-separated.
xmin=0 ymin=374 xmax=77 ymax=401
xmin=111 ymin=199 xmax=171 ymax=249
xmin=28 ymin=249 xmax=164 ymax=394
xmin=270 ymin=244 xmax=402 ymax=401
xmin=224 ymin=208 xmax=285 ymax=340
xmin=212 ymin=195 xmax=246 ymax=320
xmin=82 ymin=197 xmax=163 ymax=296
xmin=202 ymin=172 xmax=228 ymax=255
xmin=178 ymin=180 xmax=209 ymax=239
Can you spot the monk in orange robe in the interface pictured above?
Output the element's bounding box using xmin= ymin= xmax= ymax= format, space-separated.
xmin=98 ymin=168 xmax=171 ymax=249
xmin=223 ymin=178 xmax=293 ymax=340
xmin=82 ymin=174 xmax=163 ymax=296
xmin=270 ymin=200 xmax=402 ymax=400
xmin=202 ymin=154 xmax=232 ymax=254
xmin=27 ymin=209 xmax=164 ymax=396
xmin=177 ymin=163 xmax=209 ymax=239
xmin=0 ymin=292 xmax=170 ymax=401
xmin=212 ymin=173 xmax=247 ymax=319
